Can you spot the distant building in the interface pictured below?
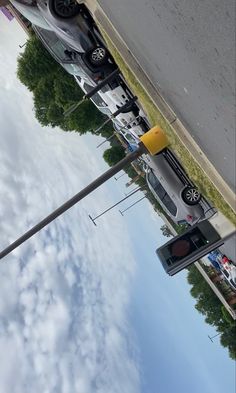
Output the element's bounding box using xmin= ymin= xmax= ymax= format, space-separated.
xmin=0 ymin=0 xmax=9 ymax=6
xmin=0 ymin=0 xmax=31 ymax=35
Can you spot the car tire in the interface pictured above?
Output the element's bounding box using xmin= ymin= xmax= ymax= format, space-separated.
xmin=51 ymin=0 xmax=81 ymax=19
xmin=181 ymin=186 xmax=201 ymax=205
xmin=87 ymin=46 xmax=108 ymax=66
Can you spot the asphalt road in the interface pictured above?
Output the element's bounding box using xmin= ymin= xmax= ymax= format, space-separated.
xmin=98 ymin=0 xmax=236 ymax=191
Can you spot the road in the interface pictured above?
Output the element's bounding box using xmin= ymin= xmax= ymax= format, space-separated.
xmin=98 ymin=0 xmax=236 ymax=191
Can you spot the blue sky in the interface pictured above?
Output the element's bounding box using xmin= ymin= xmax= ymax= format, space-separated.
xmin=0 ymin=13 xmax=235 ymax=393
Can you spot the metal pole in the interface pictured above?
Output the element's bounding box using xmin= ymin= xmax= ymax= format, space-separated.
xmin=84 ymin=68 xmax=120 ymax=100
xmin=94 ymin=96 xmax=138 ymax=134
xmin=0 ymin=145 xmax=145 ymax=260
xmin=119 ymin=196 xmax=146 ymax=216
xmin=88 ymin=187 xmax=144 ymax=225
xmin=63 ymin=99 xmax=84 ymax=117
xmin=96 ymin=132 xmax=116 ymax=148
xmin=125 ymin=185 xmax=142 ymax=196
xmin=19 ymin=42 xmax=27 ymax=48
xmin=64 ymin=69 xmax=120 ymax=117
xmin=96 ymin=115 xmax=141 ymax=149
xmin=208 ymin=332 xmax=221 ymax=342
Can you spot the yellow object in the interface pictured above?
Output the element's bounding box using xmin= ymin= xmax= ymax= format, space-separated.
xmin=140 ymin=126 xmax=169 ymax=155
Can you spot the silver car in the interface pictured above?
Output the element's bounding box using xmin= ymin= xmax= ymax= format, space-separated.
xmin=32 ymin=25 xmax=116 ymax=86
xmin=143 ymin=150 xmax=205 ymax=225
xmin=10 ymin=0 xmax=110 ymax=66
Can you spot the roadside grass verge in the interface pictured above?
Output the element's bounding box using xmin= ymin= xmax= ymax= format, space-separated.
xmin=102 ymin=31 xmax=236 ymax=226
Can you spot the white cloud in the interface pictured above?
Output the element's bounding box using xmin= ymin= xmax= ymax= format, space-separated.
xmin=0 ymin=16 xmax=140 ymax=393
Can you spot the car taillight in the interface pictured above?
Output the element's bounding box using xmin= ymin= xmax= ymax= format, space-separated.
xmin=94 ymin=75 xmax=102 ymax=81
xmin=186 ymin=215 xmax=193 ymax=222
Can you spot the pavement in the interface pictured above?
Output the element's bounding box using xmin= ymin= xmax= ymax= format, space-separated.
xmin=83 ymin=0 xmax=236 ymax=213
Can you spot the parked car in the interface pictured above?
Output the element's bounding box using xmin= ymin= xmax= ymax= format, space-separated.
xmin=220 ymin=265 xmax=236 ymax=292
xmin=32 ymin=25 xmax=116 ymax=86
xmin=74 ymin=76 xmax=147 ymax=136
xmin=10 ymin=0 xmax=111 ymax=67
xmin=143 ymin=151 xmax=205 ymax=225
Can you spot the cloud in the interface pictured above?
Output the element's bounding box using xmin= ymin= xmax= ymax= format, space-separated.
xmin=0 ymin=17 xmax=140 ymax=393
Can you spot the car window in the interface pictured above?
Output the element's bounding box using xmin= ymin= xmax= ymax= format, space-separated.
xmin=123 ymin=133 xmax=136 ymax=143
xmin=62 ymin=63 xmax=83 ymax=76
xmin=162 ymin=194 xmax=177 ymax=216
xmin=147 ymin=171 xmax=166 ymax=199
xmin=147 ymin=171 xmax=177 ymax=215
xmin=222 ymin=269 xmax=229 ymax=278
xmin=91 ymin=94 xmax=108 ymax=108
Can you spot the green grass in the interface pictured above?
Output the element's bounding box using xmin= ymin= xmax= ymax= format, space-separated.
xmin=102 ymin=31 xmax=236 ymax=225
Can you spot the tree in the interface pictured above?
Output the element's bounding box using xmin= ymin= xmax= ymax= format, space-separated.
xmin=17 ymin=35 xmax=108 ymax=133
xmin=160 ymin=224 xmax=172 ymax=237
xmin=103 ymin=145 xmax=126 ymax=167
xmin=17 ymin=35 xmax=58 ymax=91
xmin=187 ymin=265 xmax=236 ymax=360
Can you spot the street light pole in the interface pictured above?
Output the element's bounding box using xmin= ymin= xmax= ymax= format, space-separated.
xmin=125 ymin=185 xmax=143 ymax=196
xmin=88 ymin=186 xmax=144 ymax=225
xmin=119 ymin=196 xmax=146 ymax=216
xmin=207 ymin=332 xmax=222 ymax=342
xmin=19 ymin=42 xmax=27 ymax=48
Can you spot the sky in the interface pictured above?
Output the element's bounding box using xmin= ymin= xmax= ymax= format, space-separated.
xmin=0 ymin=13 xmax=235 ymax=393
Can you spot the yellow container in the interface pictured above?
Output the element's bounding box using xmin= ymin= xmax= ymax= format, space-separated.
xmin=140 ymin=126 xmax=169 ymax=155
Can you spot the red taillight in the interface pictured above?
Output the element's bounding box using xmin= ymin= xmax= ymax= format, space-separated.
xmin=94 ymin=75 xmax=102 ymax=81
xmin=186 ymin=215 xmax=193 ymax=222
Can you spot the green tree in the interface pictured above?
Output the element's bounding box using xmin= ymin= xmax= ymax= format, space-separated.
xmin=187 ymin=265 xmax=236 ymax=360
xmin=160 ymin=224 xmax=172 ymax=238
xmin=103 ymin=145 xmax=126 ymax=166
xmin=17 ymin=35 xmax=58 ymax=91
xmin=220 ymin=325 xmax=236 ymax=360
xmin=17 ymin=35 xmax=108 ymax=133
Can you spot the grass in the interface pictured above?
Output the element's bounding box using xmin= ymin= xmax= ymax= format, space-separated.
xmin=101 ymin=31 xmax=236 ymax=226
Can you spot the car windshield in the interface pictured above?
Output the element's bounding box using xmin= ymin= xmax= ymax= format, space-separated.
xmin=62 ymin=63 xmax=83 ymax=76
xmin=147 ymin=171 xmax=177 ymax=216
xmin=10 ymin=0 xmax=51 ymax=29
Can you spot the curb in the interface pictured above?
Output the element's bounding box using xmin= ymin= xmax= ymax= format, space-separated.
xmin=84 ymin=0 xmax=236 ymax=213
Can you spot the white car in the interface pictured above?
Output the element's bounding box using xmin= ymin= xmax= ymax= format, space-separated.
xmin=74 ymin=76 xmax=147 ymax=136
xmin=221 ymin=264 xmax=236 ymax=292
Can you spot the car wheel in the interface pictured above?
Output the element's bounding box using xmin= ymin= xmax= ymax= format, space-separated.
xmin=88 ymin=46 xmax=108 ymax=66
xmin=52 ymin=0 xmax=80 ymax=18
xmin=182 ymin=186 xmax=201 ymax=205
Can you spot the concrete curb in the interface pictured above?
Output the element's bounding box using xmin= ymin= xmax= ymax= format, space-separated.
xmin=84 ymin=0 xmax=236 ymax=213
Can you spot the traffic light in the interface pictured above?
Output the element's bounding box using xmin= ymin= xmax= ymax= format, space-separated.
xmin=156 ymin=213 xmax=236 ymax=276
